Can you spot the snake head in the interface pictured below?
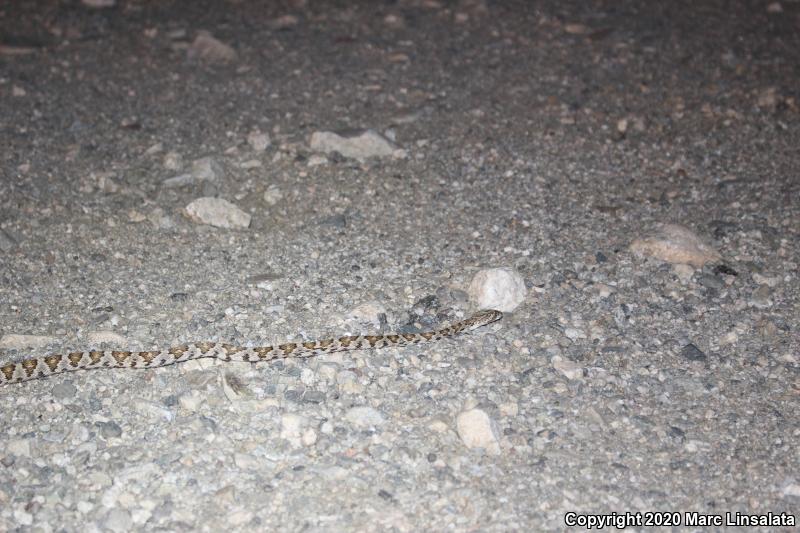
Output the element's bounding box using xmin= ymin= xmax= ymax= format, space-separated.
xmin=467 ymin=309 xmax=503 ymax=330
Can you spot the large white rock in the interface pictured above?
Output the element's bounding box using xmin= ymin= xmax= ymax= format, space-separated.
xmin=310 ymin=129 xmax=397 ymax=161
xmin=630 ymin=223 xmax=720 ymax=267
xmin=184 ymin=197 xmax=251 ymax=229
xmin=468 ymin=267 xmax=526 ymax=312
xmin=456 ymin=408 xmax=501 ymax=455
xmin=188 ymin=31 xmax=237 ymax=63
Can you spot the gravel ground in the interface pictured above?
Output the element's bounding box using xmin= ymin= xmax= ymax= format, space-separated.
xmin=1 ymin=0 xmax=798 ymax=531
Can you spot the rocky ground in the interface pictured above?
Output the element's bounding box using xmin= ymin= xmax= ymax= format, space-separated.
xmin=0 ymin=0 xmax=798 ymax=531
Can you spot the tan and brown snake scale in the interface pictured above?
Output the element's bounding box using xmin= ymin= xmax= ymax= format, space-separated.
xmin=0 ymin=310 xmax=503 ymax=385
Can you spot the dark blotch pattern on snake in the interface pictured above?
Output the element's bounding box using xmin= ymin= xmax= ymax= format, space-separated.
xmin=0 ymin=310 xmax=503 ymax=385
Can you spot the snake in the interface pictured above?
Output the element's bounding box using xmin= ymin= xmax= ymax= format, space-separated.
xmin=0 ymin=310 xmax=502 ymax=385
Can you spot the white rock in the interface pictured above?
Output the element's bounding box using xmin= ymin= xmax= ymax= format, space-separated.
xmin=719 ymin=330 xmax=739 ymax=345
xmin=144 ymin=142 xmax=163 ymax=156
xmin=247 ymin=131 xmax=271 ymax=152
xmin=300 ymin=368 xmax=316 ymax=386
xmin=270 ymin=14 xmax=299 ymax=29
xmin=191 ymin=156 xmax=223 ymax=181
xmin=345 ymin=406 xmax=385 ymax=427
xmin=7 ymin=438 xmax=31 ymax=457
xmin=184 ymin=197 xmax=251 ymax=229
xmin=467 ymin=267 xmax=526 ymax=312
xmin=456 ymin=408 xmax=501 ymax=455
xmin=766 ymin=2 xmax=783 ymax=13
xmin=593 ymin=283 xmax=615 ymax=298
xmin=427 ymin=418 xmax=449 ymax=433
xmin=0 ymin=334 xmax=55 ymax=350
xmin=82 ymin=0 xmax=115 ymax=7
xmin=76 ymin=501 xmax=94 ymax=514
xmin=301 ymin=428 xmax=318 ymax=446
xmin=318 ymin=465 xmax=349 ymax=480
xmin=752 ymin=272 xmax=780 ymax=287
xmin=337 ymin=370 xmax=358 ymax=386
xmin=345 ymin=301 xmax=388 ymax=330
xmin=316 ymin=363 xmax=339 ymax=382
xmin=310 ymin=129 xmax=397 ymax=161
xmin=499 ymin=402 xmax=519 ymax=417
xmin=161 ymin=174 xmax=196 ymax=188
xmin=307 ymin=154 xmax=328 ymax=167
xmin=178 ymin=390 xmax=205 ymax=411
xmin=280 ymin=413 xmax=309 ymax=440
xmin=133 ymin=399 xmax=175 ymax=422
xmin=13 ymin=507 xmax=33 ymax=526
xmin=188 ymin=31 xmax=237 ymax=63
xmin=227 ymin=509 xmax=254 ymax=526
xmin=564 ymin=22 xmax=590 ymax=34
xmin=756 ymin=87 xmax=779 ymax=110
xmin=552 ymin=356 xmax=583 ymax=380
xmin=564 ymin=327 xmax=586 ymax=340
xmin=337 ymin=370 xmax=363 ymax=394
xmin=263 ymin=184 xmax=283 ymax=205
xmin=104 ymin=509 xmax=133 ymax=533
xmin=630 ymin=224 xmax=721 ymax=267
xmin=233 ymin=453 xmax=259 ymax=470
xmin=781 ymin=481 xmax=800 ymax=497
xmin=163 ymin=151 xmax=183 ymax=170
xmin=673 ymin=263 xmax=695 ymax=281
xmin=128 ymin=210 xmax=147 ymax=223
xmin=131 ymin=508 xmax=153 ymax=525
xmin=163 ymin=157 xmax=221 ymax=188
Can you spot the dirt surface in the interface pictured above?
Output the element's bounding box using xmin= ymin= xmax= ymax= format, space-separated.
xmin=1 ymin=0 xmax=798 ymax=531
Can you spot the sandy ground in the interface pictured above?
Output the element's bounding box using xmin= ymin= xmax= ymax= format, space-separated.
xmin=0 ymin=0 xmax=798 ymax=531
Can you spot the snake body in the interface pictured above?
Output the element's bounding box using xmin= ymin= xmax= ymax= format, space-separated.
xmin=0 ymin=310 xmax=502 ymax=385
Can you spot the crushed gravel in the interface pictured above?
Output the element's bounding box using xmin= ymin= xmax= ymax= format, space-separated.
xmin=1 ymin=0 xmax=798 ymax=531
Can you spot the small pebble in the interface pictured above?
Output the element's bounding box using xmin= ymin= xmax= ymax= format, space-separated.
xmin=188 ymin=31 xmax=237 ymax=63
xmin=551 ymin=356 xmax=583 ymax=380
xmin=178 ymin=390 xmax=205 ymax=411
xmin=749 ymin=285 xmax=772 ymax=308
xmin=280 ymin=413 xmax=309 ymax=440
xmin=191 ymin=157 xmax=223 ymax=181
xmin=228 ymin=509 xmax=254 ymax=526
xmin=345 ymin=406 xmax=385 ymax=428
xmin=7 ymin=438 xmax=31 ymax=457
xmin=247 ymin=131 xmax=271 ymax=152
xmin=263 ymin=185 xmax=283 ymax=205
xmin=103 ymin=508 xmax=133 ymax=533
xmin=133 ymin=399 xmax=175 ymax=422
xmin=680 ymin=343 xmax=707 ymax=361
xmin=97 ymin=421 xmax=123 ymax=439
xmin=13 ymin=507 xmax=34 ymax=527
xmin=233 ymin=453 xmax=260 ymax=470
xmin=0 ymin=228 xmax=17 ymax=252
